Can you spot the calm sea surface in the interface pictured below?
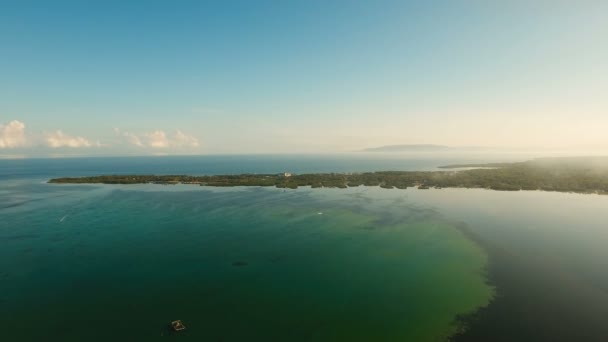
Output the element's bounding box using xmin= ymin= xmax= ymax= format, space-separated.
xmin=2 ymin=154 xmax=608 ymax=341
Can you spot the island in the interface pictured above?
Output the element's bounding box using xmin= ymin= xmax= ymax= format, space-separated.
xmin=48 ymin=157 xmax=608 ymax=194
xmin=362 ymin=144 xmax=450 ymax=152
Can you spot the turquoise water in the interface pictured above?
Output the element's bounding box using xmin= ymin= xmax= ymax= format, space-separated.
xmin=3 ymin=156 xmax=608 ymax=341
xmin=0 ymin=182 xmax=491 ymax=341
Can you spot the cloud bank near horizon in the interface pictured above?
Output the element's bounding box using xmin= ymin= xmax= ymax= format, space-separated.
xmin=114 ymin=128 xmax=200 ymax=149
xmin=46 ymin=130 xmax=94 ymax=148
xmin=0 ymin=119 xmax=201 ymax=154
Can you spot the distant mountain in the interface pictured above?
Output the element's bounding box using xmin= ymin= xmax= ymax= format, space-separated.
xmin=362 ymin=144 xmax=450 ymax=152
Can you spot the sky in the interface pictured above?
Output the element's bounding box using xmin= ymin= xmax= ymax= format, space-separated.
xmin=1 ymin=0 xmax=607 ymax=157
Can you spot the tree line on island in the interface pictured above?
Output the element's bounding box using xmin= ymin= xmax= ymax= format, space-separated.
xmin=48 ymin=157 xmax=608 ymax=195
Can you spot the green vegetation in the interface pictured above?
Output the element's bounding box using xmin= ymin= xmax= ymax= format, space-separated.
xmin=48 ymin=157 xmax=608 ymax=194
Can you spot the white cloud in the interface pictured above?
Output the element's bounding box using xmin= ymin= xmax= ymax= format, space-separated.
xmin=46 ymin=130 xmax=93 ymax=148
xmin=114 ymin=128 xmax=144 ymax=147
xmin=0 ymin=120 xmax=26 ymax=148
xmin=119 ymin=129 xmax=199 ymax=149
xmin=147 ymin=130 xmax=169 ymax=148
xmin=174 ymin=130 xmax=200 ymax=147
xmin=125 ymin=132 xmax=144 ymax=147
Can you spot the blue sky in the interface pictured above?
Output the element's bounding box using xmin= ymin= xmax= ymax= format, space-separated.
xmin=1 ymin=1 xmax=607 ymax=156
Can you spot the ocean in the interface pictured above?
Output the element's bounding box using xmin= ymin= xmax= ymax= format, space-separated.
xmin=2 ymin=154 xmax=608 ymax=341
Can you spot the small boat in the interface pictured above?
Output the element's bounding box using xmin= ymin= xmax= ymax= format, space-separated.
xmin=171 ymin=320 xmax=186 ymax=332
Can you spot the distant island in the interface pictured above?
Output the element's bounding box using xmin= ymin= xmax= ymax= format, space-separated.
xmin=362 ymin=144 xmax=450 ymax=152
xmin=48 ymin=157 xmax=608 ymax=195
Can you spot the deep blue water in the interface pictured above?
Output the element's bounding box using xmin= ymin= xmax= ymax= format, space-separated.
xmin=0 ymin=152 xmax=533 ymax=180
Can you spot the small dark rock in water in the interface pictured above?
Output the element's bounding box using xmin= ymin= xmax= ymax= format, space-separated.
xmin=232 ymin=261 xmax=248 ymax=267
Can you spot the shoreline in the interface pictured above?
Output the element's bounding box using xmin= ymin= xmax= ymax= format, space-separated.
xmin=48 ymin=180 xmax=608 ymax=197
xmin=47 ymin=157 xmax=608 ymax=195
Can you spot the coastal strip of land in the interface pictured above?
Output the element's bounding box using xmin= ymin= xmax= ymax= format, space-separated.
xmin=48 ymin=157 xmax=608 ymax=195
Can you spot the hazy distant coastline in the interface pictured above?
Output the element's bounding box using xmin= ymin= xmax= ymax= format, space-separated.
xmin=362 ymin=144 xmax=450 ymax=152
